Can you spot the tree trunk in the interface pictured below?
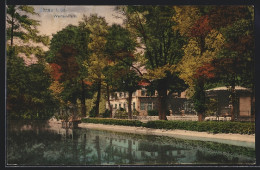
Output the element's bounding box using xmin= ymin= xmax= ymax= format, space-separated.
xmin=95 ymin=80 xmax=101 ymax=117
xmin=81 ymin=79 xmax=86 ymax=117
xmin=230 ymin=84 xmax=236 ymax=121
xmin=106 ymin=84 xmax=113 ymax=118
xmin=158 ymin=88 xmax=168 ymax=120
xmin=127 ymin=91 xmax=133 ymax=119
xmin=198 ymin=113 xmax=204 ymax=122
xmin=194 ymin=79 xmax=206 ymax=122
xmin=10 ymin=6 xmax=15 ymax=47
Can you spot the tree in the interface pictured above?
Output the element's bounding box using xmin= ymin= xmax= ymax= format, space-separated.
xmin=117 ymin=6 xmax=187 ymax=120
xmin=174 ymin=6 xmax=226 ymax=121
xmin=104 ymin=24 xmax=139 ymax=119
xmin=6 ymin=5 xmax=55 ymax=120
xmin=175 ymin=6 xmax=254 ymax=121
xmin=217 ymin=7 xmax=254 ymax=121
xmin=204 ymin=6 xmax=254 ymax=121
xmin=6 ymin=5 xmax=49 ymax=54
xmin=47 ymin=24 xmax=91 ymax=117
xmin=82 ymin=14 xmax=109 ymax=117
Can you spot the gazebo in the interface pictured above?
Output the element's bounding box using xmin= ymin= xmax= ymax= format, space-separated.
xmin=205 ymin=86 xmax=253 ymax=120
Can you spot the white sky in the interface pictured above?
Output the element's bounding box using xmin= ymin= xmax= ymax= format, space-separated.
xmin=32 ymin=5 xmax=124 ymax=37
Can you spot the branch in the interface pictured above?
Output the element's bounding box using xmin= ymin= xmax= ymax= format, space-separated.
xmin=133 ymin=10 xmax=155 ymax=69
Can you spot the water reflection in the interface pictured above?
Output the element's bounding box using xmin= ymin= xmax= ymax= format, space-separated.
xmin=6 ymin=120 xmax=255 ymax=165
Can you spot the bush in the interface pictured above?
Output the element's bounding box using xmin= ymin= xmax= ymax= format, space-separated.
xmin=102 ymin=109 xmax=111 ymax=118
xmin=114 ymin=109 xmax=128 ymax=119
xmin=81 ymin=118 xmax=144 ymax=127
xmin=81 ymin=118 xmax=255 ymax=135
xmin=148 ymin=110 xmax=158 ymax=116
xmin=133 ymin=109 xmax=140 ymax=116
xmin=144 ymin=120 xmax=255 ymax=134
xmin=89 ymin=106 xmax=96 ymax=117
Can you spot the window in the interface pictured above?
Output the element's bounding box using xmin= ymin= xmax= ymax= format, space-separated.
xmin=124 ymin=92 xmax=126 ymax=98
xmin=119 ymin=92 xmax=122 ymax=97
xmin=140 ymin=102 xmax=146 ymax=110
xmin=119 ymin=104 xmax=121 ymax=108
xmin=111 ymin=104 xmax=113 ymax=108
xmin=133 ymin=102 xmax=135 ymax=110
xmin=141 ymin=90 xmax=146 ymax=96
xmin=133 ymin=92 xmax=136 ymax=96
xmin=115 ymin=104 xmax=117 ymax=109
xmin=123 ymin=103 xmax=126 ymax=109
xmin=147 ymin=102 xmax=153 ymax=111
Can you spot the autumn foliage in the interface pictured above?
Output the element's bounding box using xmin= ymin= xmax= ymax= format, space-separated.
xmin=49 ymin=63 xmax=63 ymax=81
xmin=190 ymin=15 xmax=212 ymax=38
xmin=194 ymin=63 xmax=215 ymax=80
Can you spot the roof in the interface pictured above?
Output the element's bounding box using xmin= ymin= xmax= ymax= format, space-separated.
xmin=206 ymin=86 xmax=251 ymax=92
xmin=138 ymin=80 xmax=151 ymax=86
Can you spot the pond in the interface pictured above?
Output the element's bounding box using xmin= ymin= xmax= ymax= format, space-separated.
xmin=6 ymin=120 xmax=255 ymax=166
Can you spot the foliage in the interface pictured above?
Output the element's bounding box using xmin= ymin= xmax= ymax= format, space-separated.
xmin=81 ymin=14 xmax=109 ymax=116
xmin=205 ymin=98 xmax=218 ymax=116
xmin=172 ymin=6 xmax=254 ymax=121
xmin=6 ymin=5 xmax=49 ymax=56
xmin=144 ymin=120 xmax=255 ymax=134
xmin=104 ymin=24 xmax=139 ymax=119
xmin=101 ymin=109 xmax=111 ymax=118
xmin=7 ymin=50 xmax=58 ymax=120
xmin=81 ymin=118 xmax=254 ymax=134
xmin=6 ymin=5 xmax=56 ymax=120
xmin=132 ymin=109 xmax=140 ymax=116
xmin=47 ymin=24 xmax=92 ymax=118
xmin=117 ymin=6 xmax=188 ymax=120
xmin=89 ymin=106 xmax=97 ymax=118
xmin=81 ymin=118 xmax=144 ymax=127
xmin=148 ymin=110 xmax=158 ymax=116
xmin=114 ymin=109 xmax=128 ymax=119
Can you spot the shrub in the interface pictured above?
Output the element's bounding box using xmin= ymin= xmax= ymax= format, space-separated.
xmin=102 ymin=109 xmax=111 ymax=118
xmin=144 ymin=120 xmax=255 ymax=134
xmin=114 ymin=109 xmax=128 ymax=119
xmin=133 ymin=109 xmax=140 ymax=116
xmin=81 ymin=118 xmax=144 ymax=127
xmin=148 ymin=110 xmax=158 ymax=116
xmin=89 ymin=106 xmax=96 ymax=117
xmin=81 ymin=118 xmax=255 ymax=134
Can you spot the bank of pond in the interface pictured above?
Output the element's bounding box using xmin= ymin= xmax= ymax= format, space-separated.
xmin=6 ymin=120 xmax=255 ymax=165
xmin=81 ymin=118 xmax=255 ymax=135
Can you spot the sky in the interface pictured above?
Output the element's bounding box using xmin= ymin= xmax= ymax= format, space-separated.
xmin=32 ymin=5 xmax=124 ymax=37
xmin=15 ymin=6 xmax=124 ymax=65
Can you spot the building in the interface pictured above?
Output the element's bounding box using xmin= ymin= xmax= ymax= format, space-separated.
xmin=106 ymin=88 xmax=192 ymax=116
xmin=206 ymin=86 xmax=254 ymax=121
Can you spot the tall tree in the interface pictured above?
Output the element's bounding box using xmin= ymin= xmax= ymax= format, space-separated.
xmin=104 ymin=24 xmax=139 ymax=119
xmin=47 ymin=24 xmax=90 ymax=117
xmin=174 ymin=6 xmax=226 ymax=121
xmin=6 ymin=5 xmax=55 ymax=120
xmin=6 ymin=5 xmax=49 ymax=53
xmin=174 ymin=6 xmax=254 ymax=121
xmin=82 ymin=14 xmax=109 ymax=117
xmin=117 ymin=6 xmax=187 ymax=120
xmin=207 ymin=6 xmax=254 ymax=120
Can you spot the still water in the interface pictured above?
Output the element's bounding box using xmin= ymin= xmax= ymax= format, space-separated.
xmin=6 ymin=120 xmax=255 ymax=166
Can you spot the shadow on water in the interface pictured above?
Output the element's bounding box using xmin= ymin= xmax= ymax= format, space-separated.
xmin=6 ymin=120 xmax=255 ymax=166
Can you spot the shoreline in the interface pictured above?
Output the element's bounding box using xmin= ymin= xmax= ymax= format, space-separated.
xmin=78 ymin=123 xmax=255 ymax=148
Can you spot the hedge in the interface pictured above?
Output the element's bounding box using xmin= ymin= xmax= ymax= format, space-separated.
xmin=144 ymin=120 xmax=255 ymax=134
xmin=81 ymin=118 xmax=144 ymax=127
xmin=81 ymin=118 xmax=255 ymax=134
